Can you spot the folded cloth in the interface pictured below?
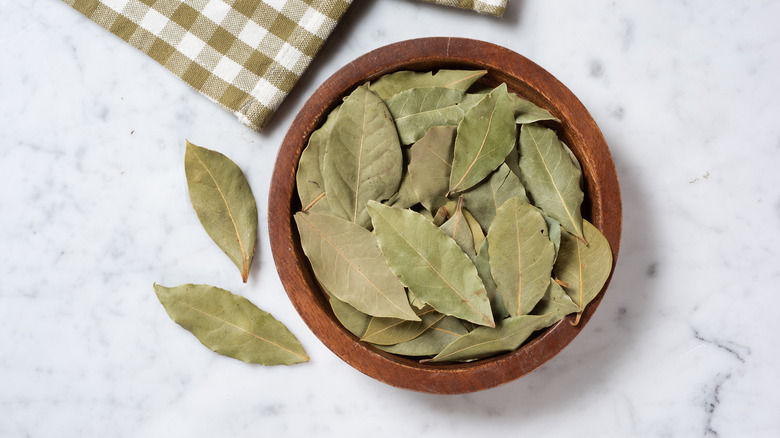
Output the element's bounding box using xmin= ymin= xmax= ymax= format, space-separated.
xmin=65 ymin=0 xmax=507 ymax=131
xmin=423 ymin=0 xmax=508 ymax=17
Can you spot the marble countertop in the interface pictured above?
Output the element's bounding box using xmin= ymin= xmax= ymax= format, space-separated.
xmin=2 ymin=0 xmax=779 ymax=436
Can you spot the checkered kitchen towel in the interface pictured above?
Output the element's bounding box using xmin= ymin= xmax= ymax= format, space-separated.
xmin=65 ymin=0 xmax=508 ymax=131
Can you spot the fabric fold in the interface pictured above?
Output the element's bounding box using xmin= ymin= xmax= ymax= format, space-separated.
xmin=423 ymin=0 xmax=508 ymax=17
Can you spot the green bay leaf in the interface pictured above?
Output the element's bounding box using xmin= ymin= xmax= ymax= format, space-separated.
xmin=508 ymin=92 xmax=559 ymax=124
xmin=518 ymin=123 xmax=585 ymax=239
xmin=488 ymin=198 xmax=556 ymax=317
xmin=385 ymin=88 xmax=483 ymax=145
xmin=531 ymin=279 xmax=581 ymax=328
xmin=386 ymin=147 xmax=419 ymax=209
xmin=185 ymin=141 xmax=257 ymax=283
xmin=367 ymin=201 xmax=495 ymax=327
xmin=462 ymin=207 xmax=485 ymax=251
xmin=361 ymin=306 xmax=444 ymax=345
xmin=153 ymin=283 xmax=308 ymax=365
xmin=461 ymin=162 xmax=529 ymax=232
xmin=329 ymin=296 xmax=371 ymax=338
xmin=409 ymin=125 xmax=457 ymax=213
xmin=294 ymin=212 xmax=419 ymax=321
xmin=323 ymin=84 xmax=402 ymax=229
xmin=449 ymin=83 xmax=517 ymax=194
xmin=474 ymin=238 xmax=510 ymax=320
xmin=297 ymin=105 xmax=340 ymax=214
xmin=374 ymin=316 xmax=468 ymax=357
xmin=431 ymin=314 xmax=548 ymax=362
xmin=553 ymin=220 xmax=613 ymax=316
xmin=369 ymin=69 xmax=487 ymax=100
xmin=439 ymin=198 xmax=476 ymax=260
xmin=541 ymin=211 xmax=562 ymax=260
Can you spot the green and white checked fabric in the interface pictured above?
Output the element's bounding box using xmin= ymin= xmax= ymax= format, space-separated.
xmin=66 ymin=0 xmax=352 ymax=130
xmin=65 ymin=0 xmax=507 ymax=131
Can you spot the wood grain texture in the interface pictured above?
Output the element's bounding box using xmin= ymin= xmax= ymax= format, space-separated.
xmin=268 ymin=38 xmax=622 ymax=394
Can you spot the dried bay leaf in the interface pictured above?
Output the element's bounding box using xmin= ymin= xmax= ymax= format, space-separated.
xmin=504 ymin=138 xmax=523 ymax=181
xmin=386 ymin=147 xmax=419 ymax=209
xmin=409 ymin=125 xmax=457 ymax=212
xmin=294 ymin=212 xmax=419 ymax=321
xmin=488 ymin=198 xmax=555 ymax=317
xmin=329 ymin=296 xmax=371 ymax=338
xmin=374 ymin=316 xmax=468 ymax=357
xmin=562 ymin=141 xmax=582 ymax=172
xmin=432 ymin=203 xmax=451 ymax=227
xmin=449 ymin=84 xmax=517 ymax=194
xmin=462 ymin=207 xmax=485 ymax=251
xmin=361 ymin=306 xmax=444 ymax=345
xmin=185 ymin=141 xmax=257 ymax=283
xmin=297 ymin=105 xmax=340 ymax=214
xmin=518 ymin=123 xmax=585 ymax=240
xmin=440 ymin=198 xmax=476 ymax=260
xmin=531 ymin=280 xmax=581 ymax=328
xmin=431 ymin=314 xmax=548 ymax=362
xmin=553 ymin=220 xmax=613 ymax=319
xmin=542 ymin=211 xmax=562 ymax=259
xmin=153 ymin=283 xmax=308 ymax=365
xmin=385 ymin=88 xmax=484 ymax=145
xmin=367 ymin=201 xmax=495 ymax=327
xmin=474 ymin=239 xmax=510 ymax=320
xmin=508 ymin=92 xmax=559 ymax=124
xmin=369 ymin=69 xmax=487 ymax=100
xmin=323 ymin=84 xmax=402 ymax=229
xmin=461 ymin=163 xmax=529 ymax=232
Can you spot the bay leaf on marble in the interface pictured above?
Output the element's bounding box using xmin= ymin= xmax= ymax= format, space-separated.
xmin=488 ymin=197 xmax=555 ymax=317
xmin=323 ymin=84 xmax=402 ymax=229
xmin=518 ymin=123 xmax=585 ymax=240
xmin=449 ymin=84 xmax=517 ymax=194
xmin=185 ymin=141 xmax=257 ymax=283
xmin=531 ymin=279 xmax=581 ymax=328
xmin=439 ymin=198 xmax=476 ymax=260
xmin=297 ymin=105 xmax=340 ymax=214
xmin=367 ymin=201 xmax=495 ymax=327
xmin=409 ymin=125 xmax=457 ymax=213
xmin=431 ymin=314 xmax=548 ymax=362
xmin=461 ymin=162 xmax=529 ymax=232
xmin=553 ymin=220 xmax=613 ymax=322
xmin=294 ymin=211 xmax=419 ymax=321
xmin=329 ymin=296 xmax=371 ymax=338
xmin=369 ymin=69 xmax=487 ymax=100
xmin=386 ymin=89 xmax=485 ymax=145
xmin=474 ymin=238 xmax=509 ymax=320
xmin=508 ymin=92 xmax=559 ymax=124
xmin=153 ymin=283 xmax=308 ymax=365
xmin=361 ymin=306 xmax=444 ymax=345
xmin=374 ymin=316 xmax=468 ymax=357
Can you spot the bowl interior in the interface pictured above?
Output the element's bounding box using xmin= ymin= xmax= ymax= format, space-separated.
xmin=269 ymin=37 xmax=621 ymax=394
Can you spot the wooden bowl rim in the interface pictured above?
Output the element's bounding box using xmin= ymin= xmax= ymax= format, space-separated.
xmin=269 ymin=37 xmax=622 ymax=394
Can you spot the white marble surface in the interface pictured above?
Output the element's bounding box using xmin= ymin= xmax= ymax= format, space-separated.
xmin=2 ymin=0 xmax=779 ymax=436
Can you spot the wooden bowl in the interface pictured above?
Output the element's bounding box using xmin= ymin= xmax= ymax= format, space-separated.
xmin=269 ymin=38 xmax=621 ymax=394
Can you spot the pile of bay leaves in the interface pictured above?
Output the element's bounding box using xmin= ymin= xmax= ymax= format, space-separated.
xmin=295 ymin=69 xmax=613 ymax=362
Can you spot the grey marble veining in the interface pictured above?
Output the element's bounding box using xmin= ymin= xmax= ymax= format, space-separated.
xmin=1 ymin=0 xmax=779 ymax=436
